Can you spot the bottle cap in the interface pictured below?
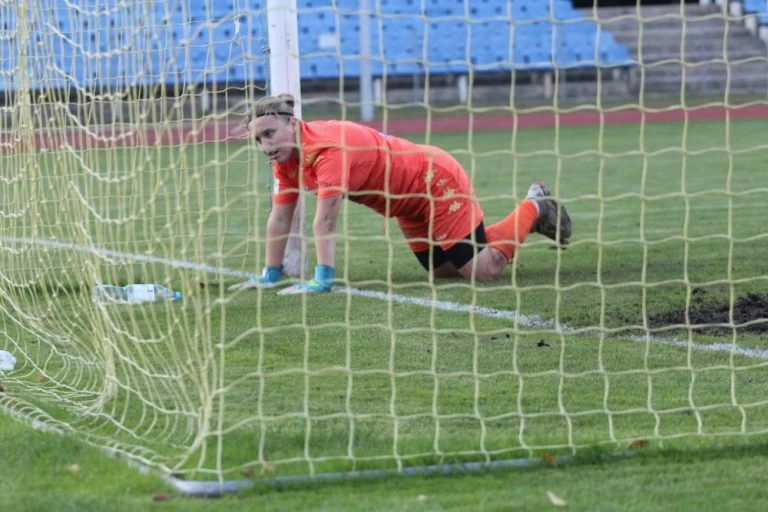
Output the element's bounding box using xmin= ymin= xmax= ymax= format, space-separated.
xmin=173 ymin=291 xmax=182 ymax=301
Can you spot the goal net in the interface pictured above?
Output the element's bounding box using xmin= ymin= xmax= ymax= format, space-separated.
xmin=1 ymin=0 xmax=768 ymax=489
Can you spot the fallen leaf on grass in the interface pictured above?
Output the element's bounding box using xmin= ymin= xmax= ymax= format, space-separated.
xmin=240 ymin=466 xmax=255 ymax=478
xmin=34 ymin=375 xmax=45 ymax=383
xmin=628 ymin=439 xmax=649 ymax=450
xmin=541 ymin=454 xmax=558 ymax=466
xmin=547 ymin=491 xmax=567 ymax=507
xmin=152 ymin=492 xmax=171 ymax=502
xmin=0 ymin=384 xmax=4 ymax=392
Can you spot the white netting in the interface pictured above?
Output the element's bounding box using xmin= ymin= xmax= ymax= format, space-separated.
xmin=1 ymin=0 xmax=768 ymax=483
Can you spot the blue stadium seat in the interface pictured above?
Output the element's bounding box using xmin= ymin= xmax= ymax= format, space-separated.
xmin=469 ymin=0 xmax=506 ymax=19
xmin=743 ymin=0 xmax=768 ymax=14
xmin=337 ymin=13 xmax=362 ymax=54
xmin=0 ymin=0 xmax=634 ymax=92
xmin=301 ymin=55 xmax=340 ymax=79
xmin=379 ymin=17 xmax=424 ymax=76
xmin=332 ymin=0 xmax=360 ymax=13
xmin=423 ymin=0 xmax=456 ymax=17
xmin=378 ymin=0 xmax=421 ymax=15
xmin=598 ymin=33 xmax=633 ymax=67
xmin=512 ymin=2 xmax=548 ymax=21
xmin=425 ymin=20 xmax=469 ymax=73
xmin=513 ymin=38 xmax=552 ymax=70
xmin=226 ymin=64 xmax=246 ymax=83
xmin=296 ymin=0 xmax=331 ymax=9
xmin=551 ymin=0 xmax=582 ymax=21
xmin=743 ymin=0 xmax=768 ymax=24
xmin=470 ymin=19 xmax=511 ymax=70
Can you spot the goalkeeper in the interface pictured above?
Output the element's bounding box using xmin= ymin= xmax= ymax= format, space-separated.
xmin=229 ymin=94 xmax=571 ymax=294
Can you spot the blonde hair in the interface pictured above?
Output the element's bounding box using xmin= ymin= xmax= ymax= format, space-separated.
xmin=244 ymin=94 xmax=296 ymax=126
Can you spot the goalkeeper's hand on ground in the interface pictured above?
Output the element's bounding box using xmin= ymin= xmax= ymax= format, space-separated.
xmin=277 ymin=265 xmax=335 ymax=295
xmin=227 ymin=266 xmax=283 ymax=292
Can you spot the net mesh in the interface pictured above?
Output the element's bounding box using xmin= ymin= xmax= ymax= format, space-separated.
xmin=1 ymin=0 xmax=768 ymax=481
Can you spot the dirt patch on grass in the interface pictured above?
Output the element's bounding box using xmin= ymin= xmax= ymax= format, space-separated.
xmin=648 ymin=291 xmax=768 ymax=335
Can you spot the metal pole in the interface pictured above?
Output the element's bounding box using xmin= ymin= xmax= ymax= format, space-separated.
xmin=267 ymin=0 xmax=307 ymax=278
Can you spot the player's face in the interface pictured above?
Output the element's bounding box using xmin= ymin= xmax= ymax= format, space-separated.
xmin=248 ymin=115 xmax=297 ymax=164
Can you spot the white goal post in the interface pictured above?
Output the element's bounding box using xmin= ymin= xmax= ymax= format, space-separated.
xmin=268 ymin=0 xmax=309 ymax=278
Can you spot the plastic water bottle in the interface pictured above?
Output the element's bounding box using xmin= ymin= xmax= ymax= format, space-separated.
xmin=92 ymin=284 xmax=182 ymax=305
xmin=0 ymin=350 xmax=16 ymax=371
xmin=92 ymin=285 xmax=128 ymax=304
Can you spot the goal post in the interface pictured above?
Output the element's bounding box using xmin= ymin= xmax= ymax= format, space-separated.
xmin=1 ymin=0 xmax=768 ymax=495
xmin=267 ymin=0 xmax=308 ymax=278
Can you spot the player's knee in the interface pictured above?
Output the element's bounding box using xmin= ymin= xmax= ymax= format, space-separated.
xmin=458 ymin=248 xmax=506 ymax=281
xmin=432 ymin=262 xmax=460 ymax=278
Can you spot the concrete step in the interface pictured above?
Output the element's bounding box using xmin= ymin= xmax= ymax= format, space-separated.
xmin=635 ymin=79 xmax=768 ymax=95
xmin=585 ymin=4 xmax=727 ymax=21
xmin=645 ymin=60 xmax=768 ymax=73
xmin=579 ymin=3 xmax=768 ymax=98
xmin=627 ymin=47 xmax=768 ymax=63
xmin=595 ymin=16 xmax=748 ymax=35
xmin=635 ymin=67 xmax=768 ymax=95
xmin=616 ymin=30 xmax=767 ymax=54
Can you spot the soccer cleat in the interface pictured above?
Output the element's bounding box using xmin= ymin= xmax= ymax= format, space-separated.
xmin=531 ymin=197 xmax=572 ymax=247
xmin=226 ymin=276 xmax=277 ymax=292
xmin=526 ymin=181 xmax=551 ymax=200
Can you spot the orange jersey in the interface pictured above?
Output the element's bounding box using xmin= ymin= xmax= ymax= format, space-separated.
xmin=272 ymin=120 xmax=484 ymax=248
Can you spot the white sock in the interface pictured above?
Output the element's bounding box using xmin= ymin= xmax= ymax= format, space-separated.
xmin=526 ymin=182 xmax=548 ymax=200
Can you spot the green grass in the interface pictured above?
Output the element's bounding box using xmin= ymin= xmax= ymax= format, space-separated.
xmin=4 ymin=412 xmax=768 ymax=511
xmin=1 ymin=116 xmax=768 ymax=509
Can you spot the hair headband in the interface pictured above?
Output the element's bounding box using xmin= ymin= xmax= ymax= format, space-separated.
xmin=254 ymin=111 xmax=294 ymax=118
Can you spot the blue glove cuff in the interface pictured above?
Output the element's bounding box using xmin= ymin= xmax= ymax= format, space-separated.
xmin=314 ymin=265 xmax=335 ymax=283
xmin=261 ymin=265 xmax=283 ymax=283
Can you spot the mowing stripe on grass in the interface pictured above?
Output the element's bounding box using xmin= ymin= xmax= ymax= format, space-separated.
xmin=3 ymin=235 xmax=767 ymax=361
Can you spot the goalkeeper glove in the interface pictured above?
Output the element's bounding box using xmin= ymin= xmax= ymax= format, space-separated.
xmin=227 ymin=265 xmax=283 ymax=292
xmin=277 ymin=265 xmax=335 ymax=295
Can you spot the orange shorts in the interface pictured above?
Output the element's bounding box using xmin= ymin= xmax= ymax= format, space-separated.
xmin=397 ymin=148 xmax=485 ymax=253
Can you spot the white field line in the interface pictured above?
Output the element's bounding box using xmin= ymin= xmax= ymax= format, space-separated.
xmin=337 ymin=287 xmax=768 ymax=361
xmin=3 ymin=235 xmax=768 ymax=361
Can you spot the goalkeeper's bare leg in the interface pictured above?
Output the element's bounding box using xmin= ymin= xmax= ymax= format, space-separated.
xmin=413 ymin=182 xmax=571 ymax=281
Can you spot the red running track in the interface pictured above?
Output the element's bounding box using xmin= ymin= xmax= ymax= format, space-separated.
xmin=2 ymin=104 xmax=767 ymax=152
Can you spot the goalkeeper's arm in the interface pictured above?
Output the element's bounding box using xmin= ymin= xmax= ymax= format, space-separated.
xmin=277 ymin=194 xmax=341 ymax=295
xmin=266 ymin=200 xmax=298 ymax=268
xmin=313 ymin=195 xmax=342 ymax=268
xmin=227 ymin=200 xmax=297 ymax=291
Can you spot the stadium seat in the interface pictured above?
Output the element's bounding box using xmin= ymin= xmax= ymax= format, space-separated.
xmin=512 ymin=2 xmax=548 ymax=21
xmin=551 ymin=0 xmax=583 ymax=21
xmin=426 ymin=20 xmax=468 ymax=63
xmin=301 ymin=55 xmax=340 ymax=79
xmin=470 ymin=20 xmax=511 ymax=70
xmin=598 ymin=32 xmax=633 ymax=66
xmin=743 ymin=0 xmax=768 ymax=15
xmin=0 ymin=0 xmax=634 ymax=92
xmin=743 ymin=0 xmax=768 ymax=27
xmin=379 ymin=18 xmax=424 ymax=76
xmin=470 ymin=0 xmax=506 ymax=19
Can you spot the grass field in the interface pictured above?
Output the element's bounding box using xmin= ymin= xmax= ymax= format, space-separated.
xmin=1 ymin=116 xmax=768 ymax=510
